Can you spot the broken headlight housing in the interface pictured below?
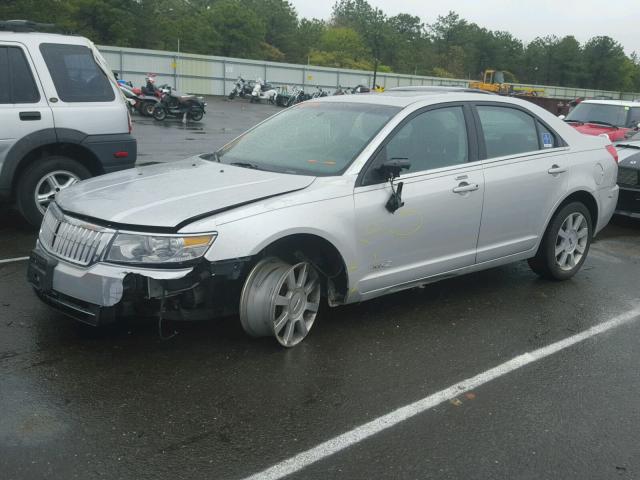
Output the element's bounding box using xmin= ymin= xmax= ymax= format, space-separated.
xmin=105 ymin=233 xmax=216 ymax=265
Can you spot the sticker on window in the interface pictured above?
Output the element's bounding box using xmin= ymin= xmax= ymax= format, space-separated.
xmin=542 ymin=132 xmax=553 ymax=148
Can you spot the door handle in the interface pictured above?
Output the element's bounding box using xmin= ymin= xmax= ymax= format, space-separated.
xmin=547 ymin=164 xmax=566 ymax=175
xmin=19 ymin=111 xmax=41 ymax=121
xmin=452 ymin=181 xmax=479 ymax=194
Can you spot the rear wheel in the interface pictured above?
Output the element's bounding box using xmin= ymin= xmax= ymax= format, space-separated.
xmin=152 ymin=106 xmax=167 ymax=121
xmin=528 ymin=202 xmax=592 ymax=280
xmin=239 ymin=257 xmax=321 ymax=347
xmin=189 ymin=110 xmax=204 ymax=122
xmin=16 ymin=155 xmax=91 ymax=227
xmin=142 ymin=101 xmax=156 ymax=116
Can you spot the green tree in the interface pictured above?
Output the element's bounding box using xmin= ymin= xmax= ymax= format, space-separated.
xmin=582 ymin=36 xmax=629 ymax=90
xmin=210 ymin=0 xmax=265 ymax=59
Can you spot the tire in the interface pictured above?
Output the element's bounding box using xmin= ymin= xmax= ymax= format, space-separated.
xmin=527 ymin=202 xmax=593 ymax=281
xmin=228 ymin=91 xmax=237 ymax=100
xmin=239 ymin=257 xmax=322 ymax=347
xmin=16 ymin=155 xmax=91 ymax=228
xmin=142 ymin=101 xmax=156 ymax=116
xmin=152 ymin=106 xmax=167 ymax=121
xmin=189 ymin=110 xmax=204 ymax=122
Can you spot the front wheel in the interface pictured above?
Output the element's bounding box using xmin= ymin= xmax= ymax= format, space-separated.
xmin=528 ymin=202 xmax=593 ymax=280
xmin=228 ymin=91 xmax=237 ymax=100
xmin=239 ymin=258 xmax=321 ymax=347
xmin=16 ymin=155 xmax=91 ymax=227
xmin=152 ymin=106 xmax=167 ymax=121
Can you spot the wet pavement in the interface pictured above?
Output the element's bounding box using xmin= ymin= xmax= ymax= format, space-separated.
xmin=1 ymin=98 xmax=640 ymax=479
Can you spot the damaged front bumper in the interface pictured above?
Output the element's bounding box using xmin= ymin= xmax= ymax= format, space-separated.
xmin=28 ymin=241 xmax=195 ymax=325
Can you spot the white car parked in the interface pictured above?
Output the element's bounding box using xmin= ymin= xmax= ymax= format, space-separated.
xmin=0 ymin=20 xmax=136 ymax=226
xmin=28 ymin=91 xmax=618 ymax=347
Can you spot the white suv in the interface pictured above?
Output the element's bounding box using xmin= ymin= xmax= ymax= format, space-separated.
xmin=0 ymin=20 xmax=136 ymax=226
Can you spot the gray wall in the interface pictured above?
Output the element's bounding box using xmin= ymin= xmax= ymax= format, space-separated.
xmin=99 ymin=45 xmax=640 ymax=101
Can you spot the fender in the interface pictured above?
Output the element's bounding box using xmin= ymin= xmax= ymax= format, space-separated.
xmin=0 ymin=128 xmax=57 ymax=194
xmin=533 ymin=187 xmax=599 ymax=252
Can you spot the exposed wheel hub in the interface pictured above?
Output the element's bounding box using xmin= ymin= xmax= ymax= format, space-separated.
xmin=239 ymin=258 xmax=321 ymax=347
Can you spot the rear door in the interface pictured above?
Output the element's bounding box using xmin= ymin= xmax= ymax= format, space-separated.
xmin=0 ymin=43 xmax=54 ymax=190
xmin=473 ymin=103 xmax=569 ymax=262
xmin=36 ymin=42 xmax=128 ymax=135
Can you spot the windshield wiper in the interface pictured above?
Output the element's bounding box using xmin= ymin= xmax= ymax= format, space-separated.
xmin=563 ymin=119 xmax=583 ymax=125
xmin=230 ymin=161 xmax=262 ymax=170
xmin=585 ymin=120 xmax=618 ymax=129
xmin=615 ymin=143 xmax=640 ymax=149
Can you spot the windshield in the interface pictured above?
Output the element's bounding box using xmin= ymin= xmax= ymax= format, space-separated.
xmin=216 ymin=102 xmax=400 ymax=176
xmin=565 ymin=103 xmax=628 ymax=127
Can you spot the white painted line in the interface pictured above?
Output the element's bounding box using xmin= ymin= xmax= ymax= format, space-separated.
xmin=242 ymin=306 xmax=640 ymax=480
xmin=0 ymin=256 xmax=29 ymax=265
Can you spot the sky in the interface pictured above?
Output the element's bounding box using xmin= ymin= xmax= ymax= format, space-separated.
xmin=289 ymin=0 xmax=639 ymax=56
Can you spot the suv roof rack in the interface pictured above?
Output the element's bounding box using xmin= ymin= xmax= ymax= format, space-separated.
xmin=0 ymin=20 xmax=56 ymax=32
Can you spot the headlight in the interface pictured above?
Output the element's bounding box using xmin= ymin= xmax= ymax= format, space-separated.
xmin=105 ymin=233 xmax=216 ymax=265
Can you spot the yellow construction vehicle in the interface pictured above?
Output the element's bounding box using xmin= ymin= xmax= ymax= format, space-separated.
xmin=469 ymin=70 xmax=544 ymax=96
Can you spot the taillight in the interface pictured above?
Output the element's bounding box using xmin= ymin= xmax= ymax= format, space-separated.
xmin=605 ymin=144 xmax=618 ymax=163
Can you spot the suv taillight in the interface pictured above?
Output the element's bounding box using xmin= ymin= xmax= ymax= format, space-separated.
xmin=605 ymin=144 xmax=618 ymax=163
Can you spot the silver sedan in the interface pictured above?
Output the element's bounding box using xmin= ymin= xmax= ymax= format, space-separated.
xmin=28 ymin=91 xmax=619 ymax=347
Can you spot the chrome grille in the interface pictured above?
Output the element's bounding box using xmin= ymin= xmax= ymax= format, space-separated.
xmin=39 ymin=204 xmax=115 ymax=266
xmin=618 ymin=167 xmax=639 ymax=186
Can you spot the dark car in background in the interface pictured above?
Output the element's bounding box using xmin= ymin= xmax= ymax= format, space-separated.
xmin=615 ymin=132 xmax=640 ymax=218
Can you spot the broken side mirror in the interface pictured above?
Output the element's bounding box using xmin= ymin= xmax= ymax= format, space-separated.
xmin=378 ymin=158 xmax=411 ymax=180
xmin=377 ymin=158 xmax=410 ymax=213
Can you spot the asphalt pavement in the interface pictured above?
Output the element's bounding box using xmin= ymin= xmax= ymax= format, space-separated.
xmin=1 ymin=97 xmax=639 ymax=480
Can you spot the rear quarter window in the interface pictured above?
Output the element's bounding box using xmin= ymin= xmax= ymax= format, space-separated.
xmin=39 ymin=43 xmax=115 ymax=102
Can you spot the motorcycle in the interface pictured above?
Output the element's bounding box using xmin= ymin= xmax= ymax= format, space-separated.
xmin=250 ymin=78 xmax=278 ymax=104
xmin=119 ymin=84 xmax=160 ymax=116
xmin=152 ymin=86 xmax=206 ymax=122
xmin=228 ymin=76 xmax=253 ymax=100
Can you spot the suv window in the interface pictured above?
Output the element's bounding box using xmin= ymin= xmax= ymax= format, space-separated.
xmin=0 ymin=47 xmax=40 ymax=104
xmin=386 ymin=106 xmax=468 ymax=173
xmin=39 ymin=43 xmax=115 ymax=102
xmin=477 ymin=106 xmax=539 ymax=158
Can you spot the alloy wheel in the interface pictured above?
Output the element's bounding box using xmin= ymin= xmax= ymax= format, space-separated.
xmin=240 ymin=258 xmax=321 ymax=347
xmin=34 ymin=170 xmax=80 ymax=214
xmin=554 ymin=212 xmax=589 ymax=271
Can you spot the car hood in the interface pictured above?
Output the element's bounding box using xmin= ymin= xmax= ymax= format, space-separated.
xmin=56 ymin=157 xmax=316 ymax=230
xmin=570 ymin=123 xmax=629 ymax=141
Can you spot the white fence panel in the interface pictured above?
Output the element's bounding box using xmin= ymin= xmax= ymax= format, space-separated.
xmin=99 ymin=45 xmax=640 ymax=100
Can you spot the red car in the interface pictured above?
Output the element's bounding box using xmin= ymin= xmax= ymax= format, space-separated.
xmin=563 ymin=100 xmax=640 ymax=141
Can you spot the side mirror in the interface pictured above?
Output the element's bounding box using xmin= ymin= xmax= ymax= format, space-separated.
xmin=558 ymin=114 xmax=566 ymax=120
xmin=378 ymin=158 xmax=411 ymax=179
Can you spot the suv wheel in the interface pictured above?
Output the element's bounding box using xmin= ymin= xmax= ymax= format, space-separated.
xmin=17 ymin=156 xmax=91 ymax=227
xmin=528 ymin=202 xmax=593 ymax=280
xmin=239 ymin=257 xmax=321 ymax=347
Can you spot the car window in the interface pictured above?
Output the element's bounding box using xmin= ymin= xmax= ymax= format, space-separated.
xmin=385 ymin=106 xmax=468 ymax=173
xmin=8 ymin=47 xmax=40 ymax=103
xmin=0 ymin=48 xmax=9 ymax=104
xmin=39 ymin=43 xmax=115 ymax=102
xmin=565 ymin=103 xmax=627 ymax=127
xmin=217 ymin=102 xmax=399 ymax=176
xmin=477 ymin=106 xmax=539 ymax=158
xmin=537 ymin=121 xmax=557 ymax=149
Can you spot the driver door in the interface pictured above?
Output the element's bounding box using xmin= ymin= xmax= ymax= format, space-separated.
xmin=353 ymin=104 xmax=485 ymax=296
